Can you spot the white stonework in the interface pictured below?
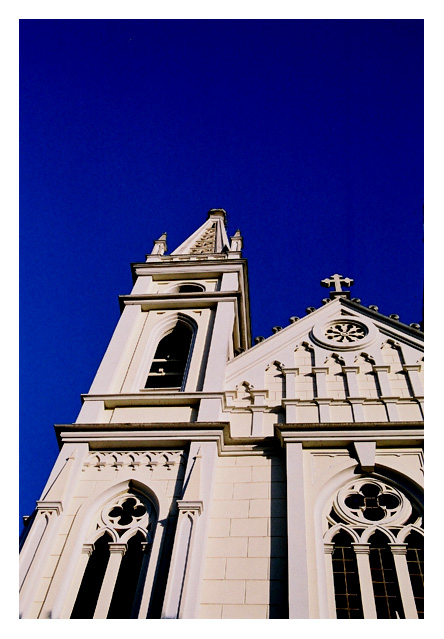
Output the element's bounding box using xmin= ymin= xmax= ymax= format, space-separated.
xmin=20 ymin=210 xmax=423 ymax=619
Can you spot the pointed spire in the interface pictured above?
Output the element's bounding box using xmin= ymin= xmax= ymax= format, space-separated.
xmin=151 ymin=232 xmax=167 ymax=256
xmin=171 ymin=209 xmax=230 ymax=256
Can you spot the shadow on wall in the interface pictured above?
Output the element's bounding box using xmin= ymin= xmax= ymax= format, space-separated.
xmin=269 ymin=455 xmax=288 ymax=619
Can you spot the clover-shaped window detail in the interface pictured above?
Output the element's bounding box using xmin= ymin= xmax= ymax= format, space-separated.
xmin=108 ymin=498 xmax=146 ymax=526
xmin=344 ymin=483 xmax=400 ymax=522
xmin=336 ymin=481 xmax=406 ymax=525
xmin=102 ymin=494 xmax=151 ymax=533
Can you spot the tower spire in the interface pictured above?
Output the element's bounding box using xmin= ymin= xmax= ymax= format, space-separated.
xmin=171 ymin=209 xmax=230 ymax=256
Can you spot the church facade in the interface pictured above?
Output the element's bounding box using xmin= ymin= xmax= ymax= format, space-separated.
xmin=19 ymin=209 xmax=424 ymax=619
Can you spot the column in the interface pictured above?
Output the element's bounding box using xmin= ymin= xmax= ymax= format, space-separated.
xmin=323 ymin=544 xmax=338 ymax=618
xmin=390 ymin=544 xmax=418 ymax=619
xmin=352 ymin=543 xmax=377 ymax=618
xmin=403 ymin=365 xmax=424 ymax=417
xmin=249 ymin=390 xmax=267 ymax=436
xmin=313 ymin=367 xmax=330 ymax=422
xmin=343 ymin=366 xmax=365 ymax=422
xmin=198 ymin=301 xmax=235 ymax=421
xmin=93 ymin=543 xmax=127 ymax=619
xmin=283 ymin=367 xmax=299 ymax=399
xmin=286 ymin=442 xmax=310 ymax=618
xmin=162 ymin=441 xmax=217 ymax=619
xmin=373 ymin=365 xmax=399 ymax=421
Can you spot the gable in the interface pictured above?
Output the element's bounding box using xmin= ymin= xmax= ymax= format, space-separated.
xmin=225 ymin=298 xmax=423 ymax=391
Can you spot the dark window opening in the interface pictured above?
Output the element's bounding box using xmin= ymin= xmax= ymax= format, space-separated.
xmin=369 ymin=531 xmax=404 ymax=618
xmin=71 ymin=533 xmax=111 ymax=619
xmin=177 ymin=284 xmax=204 ymax=293
xmin=107 ymin=532 xmax=146 ymax=619
xmin=406 ymin=532 xmax=424 ymax=618
xmin=145 ymin=322 xmax=193 ymax=389
xmin=331 ymin=531 xmax=364 ymax=618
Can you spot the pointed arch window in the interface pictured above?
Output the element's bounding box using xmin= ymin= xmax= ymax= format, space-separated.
xmin=406 ymin=531 xmax=424 ymax=618
xmin=70 ymin=491 xmax=156 ymax=619
xmin=324 ymin=477 xmax=423 ymax=619
xmin=331 ymin=530 xmax=363 ymax=618
xmin=369 ymin=531 xmax=404 ymax=618
xmin=145 ymin=321 xmax=193 ymax=389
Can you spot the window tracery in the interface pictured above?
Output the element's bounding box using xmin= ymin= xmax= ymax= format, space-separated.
xmin=71 ymin=490 xmax=157 ymax=619
xmin=324 ymin=477 xmax=423 ymax=619
xmin=145 ymin=320 xmax=193 ymax=389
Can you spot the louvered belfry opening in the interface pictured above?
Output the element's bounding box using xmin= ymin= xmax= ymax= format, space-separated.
xmin=145 ymin=321 xmax=193 ymax=389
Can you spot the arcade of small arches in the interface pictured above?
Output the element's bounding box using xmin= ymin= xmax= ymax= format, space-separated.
xmin=323 ymin=477 xmax=423 ymax=619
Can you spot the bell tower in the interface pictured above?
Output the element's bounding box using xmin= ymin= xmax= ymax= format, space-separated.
xmin=19 ymin=209 xmax=252 ymax=619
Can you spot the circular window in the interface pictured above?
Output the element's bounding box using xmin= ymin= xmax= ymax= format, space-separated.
xmin=310 ymin=317 xmax=376 ymax=350
xmin=324 ymin=321 xmax=367 ymax=344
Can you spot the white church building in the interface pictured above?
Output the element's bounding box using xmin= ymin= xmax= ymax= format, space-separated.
xmin=19 ymin=209 xmax=424 ymax=619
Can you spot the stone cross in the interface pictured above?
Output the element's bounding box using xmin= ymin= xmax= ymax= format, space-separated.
xmin=321 ymin=274 xmax=354 ymax=297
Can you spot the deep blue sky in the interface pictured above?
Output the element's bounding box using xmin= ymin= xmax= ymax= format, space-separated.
xmin=20 ymin=19 xmax=423 ymax=528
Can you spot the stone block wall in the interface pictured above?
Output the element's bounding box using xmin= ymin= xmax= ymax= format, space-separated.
xmin=199 ymin=454 xmax=288 ymax=619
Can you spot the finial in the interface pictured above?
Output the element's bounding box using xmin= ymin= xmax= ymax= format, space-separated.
xmin=410 ymin=323 xmax=421 ymax=330
xmin=368 ymin=305 xmax=379 ymax=312
xmin=289 ymin=316 xmax=299 ymax=323
xmin=207 ymin=208 xmax=227 ymax=227
xmin=151 ymin=232 xmax=167 ymax=255
xmin=389 ymin=314 xmax=400 ymax=321
xmin=321 ymin=298 xmax=331 ymax=305
xmin=352 ymin=298 xmax=361 ymax=304
xmin=254 ymin=336 xmax=265 ymax=344
xmin=306 ymin=307 xmax=316 ymax=314
xmin=230 ymin=229 xmax=243 ymax=252
xmin=320 ymin=274 xmax=354 ymax=299
xmin=272 ymin=326 xmax=283 ymax=334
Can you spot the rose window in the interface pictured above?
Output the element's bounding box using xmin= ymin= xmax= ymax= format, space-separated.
xmin=324 ymin=322 xmax=367 ymax=343
xmin=335 ymin=480 xmax=408 ymax=525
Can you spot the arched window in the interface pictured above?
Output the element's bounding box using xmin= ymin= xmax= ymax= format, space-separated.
xmin=71 ymin=532 xmax=112 ymax=619
xmin=177 ymin=284 xmax=204 ymax=293
xmin=331 ymin=530 xmax=363 ymax=618
xmin=324 ymin=477 xmax=423 ymax=619
xmin=406 ymin=531 xmax=424 ymax=618
xmin=145 ymin=321 xmax=193 ymax=389
xmin=70 ymin=491 xmax=156 ymax=619
xmin=369 ymin=531 xmax=404 ymax=618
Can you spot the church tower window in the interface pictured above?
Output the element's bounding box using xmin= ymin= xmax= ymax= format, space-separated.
xmin=145 ymin=321 xmax=193 ymax=389
xmin=177 ymin=284 xmax=204 ymax=293
xmin=70 ymin=532 xmax=111 ymax=619
xmin=70 ymin=491 xmax=156 ymax=619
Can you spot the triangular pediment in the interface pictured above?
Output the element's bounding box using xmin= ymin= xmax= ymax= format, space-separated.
xmin=225 ymin=298 xmax=423 ymax=389
xmin=171 ymin=209 xmax=230 ymax=255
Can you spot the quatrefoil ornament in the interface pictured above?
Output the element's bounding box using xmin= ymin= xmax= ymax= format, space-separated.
xmin=104 ymin=496 xmax=149 ymax=531
xmin=335 ymin=480 xmax=409 ymax=525
xmin=344 ymin=483 xmax=400 ymax=521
